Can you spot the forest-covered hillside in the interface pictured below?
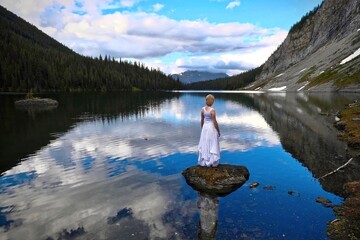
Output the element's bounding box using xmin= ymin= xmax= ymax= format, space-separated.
xmin=0 ymin=5 xmax=182 ymax=92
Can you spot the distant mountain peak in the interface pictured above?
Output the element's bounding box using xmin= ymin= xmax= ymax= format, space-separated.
xmin=171 ymin=70 xmax=228 ymax=84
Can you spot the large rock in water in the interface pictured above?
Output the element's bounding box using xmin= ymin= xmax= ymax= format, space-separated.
xmin=15 ymin=98 xmax=58 ymax=111
xmin=182 ymin=164 xmax=249 ymax=196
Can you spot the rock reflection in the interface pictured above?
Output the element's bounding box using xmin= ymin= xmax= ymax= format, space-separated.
xmin=183 ymin=164 xmax=249 ymax=239
xmin=197 ymin=193 xmax=219 ymax=240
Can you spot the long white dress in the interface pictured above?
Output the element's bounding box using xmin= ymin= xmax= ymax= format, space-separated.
xmin=198 ymin=107 xmax=220 ymax=167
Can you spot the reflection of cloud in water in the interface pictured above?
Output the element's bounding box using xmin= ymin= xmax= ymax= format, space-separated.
xmin=0 ymin=94 xmax=280 ymax=239
xmin=0 ymin=170 xmax=184 ymax=239
xmin=5 ymin=100 xmax=279 ymax=177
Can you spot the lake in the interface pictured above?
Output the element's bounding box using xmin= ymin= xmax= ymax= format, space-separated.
xmin=0 ymin=91 xmax=359 ymax=239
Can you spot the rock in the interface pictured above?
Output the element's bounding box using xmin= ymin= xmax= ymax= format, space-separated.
xmin=316 ymin=197 xmax=332 ymax=205
xmin=182 ymin=164 xmax=249 ymax=196
xmin=249 ymin=182 xmax=260 ymax=188
xmin=349 ymin=102 xmax=360 ymax=108
xmin=288 ymin=190 xmax=300 ymax=197
xmin=334 ymin=121 xmax=346 ymax=131
xmin=15 ymin=98 xmax=58 ymax=111
xmin=263 ymin=185 xmax=275 ymax=191
xmin=15 ymin=98 xmax=58 ymax=106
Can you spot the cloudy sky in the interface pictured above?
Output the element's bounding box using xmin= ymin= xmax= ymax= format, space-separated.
xmin=0 ymin=0 xmax=322 ymax=75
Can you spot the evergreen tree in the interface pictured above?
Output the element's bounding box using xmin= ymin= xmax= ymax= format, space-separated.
xmin=0 ymin=5 xmax=182 ymax=92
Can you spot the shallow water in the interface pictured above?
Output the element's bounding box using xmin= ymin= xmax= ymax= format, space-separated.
xmin=0 ymin=91 xmax=359 ymax=239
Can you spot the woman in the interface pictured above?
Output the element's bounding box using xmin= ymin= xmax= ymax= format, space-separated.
xmin=198 ymin=94 xmax=221 ymax=167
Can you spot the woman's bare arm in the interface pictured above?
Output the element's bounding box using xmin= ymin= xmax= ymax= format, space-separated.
xmin=211 ymin=109 xmax=220 ymax=136
xmin=201 ymin=109 xmax=204 ymax=128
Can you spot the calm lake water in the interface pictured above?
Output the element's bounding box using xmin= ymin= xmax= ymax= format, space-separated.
xmin=1 ymin=91 xmax=359 ymax=239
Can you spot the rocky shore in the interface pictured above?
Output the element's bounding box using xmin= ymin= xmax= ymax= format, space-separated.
xmin=334 ymin=100 xmax=360 ymax=151
xmin=328 ymin=100 xmax=360 ymax=239
xmin=328 ymin=181 xmax=360 ymax=239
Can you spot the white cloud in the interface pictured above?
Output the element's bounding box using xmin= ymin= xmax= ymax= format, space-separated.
xmin=226 ymin=0 xmax=240 ymax=9
xmin=0 ymin=0 xmax=287 ymax=75
xmin=153 ymin=3 xmax=164 ymax=12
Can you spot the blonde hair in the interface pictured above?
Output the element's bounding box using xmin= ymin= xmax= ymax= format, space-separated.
xmin=205 ymin=94 xmax=215 ymax=106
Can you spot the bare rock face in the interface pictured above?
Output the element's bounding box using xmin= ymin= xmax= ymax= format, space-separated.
xmin=250 ymin=0 xmax=360 ymax=91
xmin=182 ymin=164 xmax=249 ymax=196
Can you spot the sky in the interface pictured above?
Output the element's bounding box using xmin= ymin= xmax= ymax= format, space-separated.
xmin=0 ymin=0 xmax=323 ymax=75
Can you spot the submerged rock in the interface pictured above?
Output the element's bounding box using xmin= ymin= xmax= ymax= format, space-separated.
xmin=182 ymin=164 xmax=249 ymax=196
xmin=288 ymin=190 xmax=300 ymax=197
xmin=249 ymin=182 xmax=260 ymax=188
xmin=316 ymin=197 xmax=332 ymax=206
xmin=263 ymin=185 xmax=275 ymax=191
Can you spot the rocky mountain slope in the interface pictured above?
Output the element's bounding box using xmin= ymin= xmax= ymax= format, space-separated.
xmin=246 ymin=0 xmax=360 ymax=92
xmin=171 ymin=70 xmax=228 ymax=84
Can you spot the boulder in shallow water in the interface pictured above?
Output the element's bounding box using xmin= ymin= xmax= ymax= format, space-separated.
xmin=182 ymin=164 xmax=249 ymax=196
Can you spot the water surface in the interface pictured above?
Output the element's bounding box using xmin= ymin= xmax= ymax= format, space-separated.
xmin=0 ymin=92 xmax=359 ymax=239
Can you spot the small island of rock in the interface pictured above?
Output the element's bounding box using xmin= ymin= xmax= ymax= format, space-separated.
xmin=182 ymin=164 xmax=249 ymax=196
xmin=15 ymin=97 xmax=58 ymax=111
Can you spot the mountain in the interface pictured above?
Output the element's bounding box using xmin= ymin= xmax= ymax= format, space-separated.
xmin=186 ymin=0 xmax=360 ymax=92
xmin=186 ymin=66 xmax=262 ymax=90
xmin=0 ymin=5 xmax=181 ymax=92
xmin=171 ymin=70 xmax=228 ymax=84
xmin=246 ymin=0 xmax=360 ymax=92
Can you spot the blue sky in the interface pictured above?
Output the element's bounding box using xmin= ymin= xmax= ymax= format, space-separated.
xmin=0 ymin=0 xmax=323 ymax=75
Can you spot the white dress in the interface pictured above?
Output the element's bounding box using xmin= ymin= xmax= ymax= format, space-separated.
xmin=198 ymin=107 xmax=220 ymax=167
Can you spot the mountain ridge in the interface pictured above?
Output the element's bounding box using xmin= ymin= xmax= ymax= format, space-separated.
xmin=171 ymin=70 xmax=228 ymax=84
xmin=185 ymin=0 xmax=360 ymax=92
xmin=247 ymin=0 xmax=360 ymax=92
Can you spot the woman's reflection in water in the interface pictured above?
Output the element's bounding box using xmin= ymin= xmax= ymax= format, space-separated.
xmin=197 ymin=193 xmax=219 ymax=240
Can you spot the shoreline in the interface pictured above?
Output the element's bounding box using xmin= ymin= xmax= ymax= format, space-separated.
xmin=328 ymin=99 xmax=360 ymax=239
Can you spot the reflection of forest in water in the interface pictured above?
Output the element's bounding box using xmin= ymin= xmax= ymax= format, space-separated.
xmin=217 ymin=92 xmax=360 ymax=196
xmin=1 ymin=91 xmax=358 ymax=195
xmin=0 ymin=92 xmax=180 ymax=172
xmin=1 ymin=91 xmax=357 ymax=239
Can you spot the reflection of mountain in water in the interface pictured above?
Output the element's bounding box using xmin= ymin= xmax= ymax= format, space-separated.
xmin=246 ymin=93 xmax=359 ymax=196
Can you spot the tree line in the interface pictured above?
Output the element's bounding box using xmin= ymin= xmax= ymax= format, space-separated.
xmin=186 ymin=66 xmax=263 ymax=90
xmin=0 ymin=5 xmax=182 ymax=92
